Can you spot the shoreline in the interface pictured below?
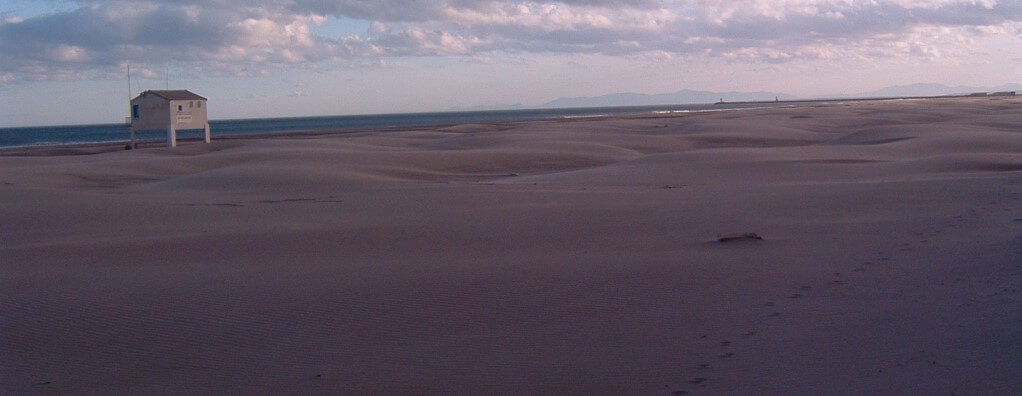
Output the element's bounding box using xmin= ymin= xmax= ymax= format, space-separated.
xmin=0 ymin=108 xmax=707 ymax=156
xmin=0 ymin=95 xmax=984 ymax=157
xmin=7 ymin=94 xmax=1009 ymax=155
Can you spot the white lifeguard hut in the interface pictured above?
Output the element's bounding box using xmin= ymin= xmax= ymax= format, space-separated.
xmin=129 ymin=90 xmax=210 ymax=148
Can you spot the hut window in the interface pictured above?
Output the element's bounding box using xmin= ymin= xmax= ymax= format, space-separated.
xmin=189 ymin=101 xmax=194 ymax=108
xmin=197 ymin=101 xmax=202 ymax=108
xmin=178 ymin=105 xmax=183 ymax=112
xmin=132 ymin=105 xmax=139 ymax=118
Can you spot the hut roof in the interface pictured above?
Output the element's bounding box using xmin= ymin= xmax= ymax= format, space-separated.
xmin=137 ymin=90 xmax=207 ymax=101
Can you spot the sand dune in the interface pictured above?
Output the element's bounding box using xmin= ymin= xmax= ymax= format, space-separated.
xmin=2 ymin=97 xmax=1021 ymax=394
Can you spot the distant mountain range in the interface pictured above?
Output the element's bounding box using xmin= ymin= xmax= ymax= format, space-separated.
xmin=539 ymin=89 xmax=798 ymax=108
xmin=850 ymin=83 xmax=1022 ymax=98
xmin=454 ymin=83 xmax=1020 ymax=111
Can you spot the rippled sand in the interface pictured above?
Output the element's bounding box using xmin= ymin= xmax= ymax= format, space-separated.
xmin=3 ymin=96 xmax=1021 ymax=394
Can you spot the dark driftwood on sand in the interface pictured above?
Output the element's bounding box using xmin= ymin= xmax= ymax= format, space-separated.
xmin=716 ymin=233 xmax=763 ymax=242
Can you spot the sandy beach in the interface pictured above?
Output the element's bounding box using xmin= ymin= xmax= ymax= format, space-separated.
xmin=2 ymin=97 xmax=1021 ymax=394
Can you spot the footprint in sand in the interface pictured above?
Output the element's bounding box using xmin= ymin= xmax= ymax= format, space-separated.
xmin=688 ymin=377 xmax=708 ymax=385
xmin=720 ymin=341 xmax=731 ymax=347
xmin=719 ymin=352 xmax=735 ymax=359
xmin=789 ymin=293 xmax=804 ymax=299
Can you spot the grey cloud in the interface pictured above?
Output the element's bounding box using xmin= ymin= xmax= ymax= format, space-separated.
xmin=687 ymin=2 xmax=1022 ymax=45
xmin=334 ymin=0 xmax=1022 ymax=59
xmin=642 ymin=1 xmax=1022 ymax=62
xmin=554 ymin=0 xmax=662 ymax=7
xmin=2 ymin=0 xmax=1021 ymax=80
xmin=287 ymin=0 xmax=665 ymax=21
xmin=38 ymin=6 xmax=232 ymax=49
xmin=288 ymin=0 xmax=448 ymax=21
xmin=453 ymin=24 xmax=666 ymax=55
xmin=1 ymin=5 xmax=240 ymax=64
xmin=0 ymin=1 xmax=342 ymax=79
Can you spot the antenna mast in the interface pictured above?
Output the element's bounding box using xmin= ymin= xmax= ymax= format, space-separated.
xmin=127 ymin=64 xmax=132 ymax=102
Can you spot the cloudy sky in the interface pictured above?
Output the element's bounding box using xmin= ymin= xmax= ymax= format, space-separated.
xmin=1 ymin=0 xmax=1020 ymax=127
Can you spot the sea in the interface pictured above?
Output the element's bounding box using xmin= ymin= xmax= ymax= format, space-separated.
xmin=0 ymin=102 xmax=787 ymax=149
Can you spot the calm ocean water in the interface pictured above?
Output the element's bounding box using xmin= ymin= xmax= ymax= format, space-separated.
xmin=0 ymin=103 xmax=783 ymax=149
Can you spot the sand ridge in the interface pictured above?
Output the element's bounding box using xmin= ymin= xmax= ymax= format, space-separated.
xmin=2 ymin=96 xmax=1021 ymax=394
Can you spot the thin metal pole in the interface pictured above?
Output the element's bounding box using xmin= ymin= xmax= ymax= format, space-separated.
xmin=127 ymin=64 xmax=135 ymax=149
